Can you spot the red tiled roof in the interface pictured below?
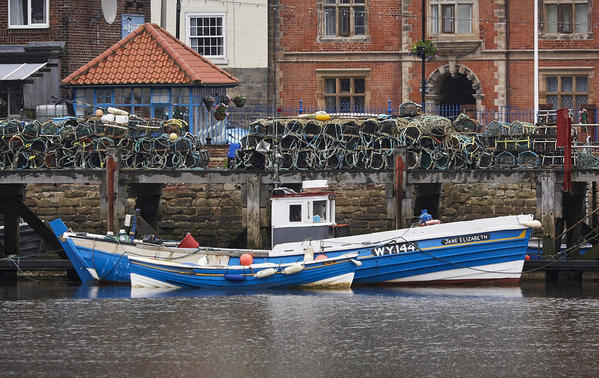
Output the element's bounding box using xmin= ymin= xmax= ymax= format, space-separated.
xmin=62 ymin=23 xmax=238 ymax=86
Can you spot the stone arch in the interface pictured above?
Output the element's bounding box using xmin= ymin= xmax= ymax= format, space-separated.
xmin=426 ymin=63 xmax=484 ymax=110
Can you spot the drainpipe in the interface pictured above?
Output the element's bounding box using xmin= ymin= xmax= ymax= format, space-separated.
xmin=160 ymin=0 xmax=167 ymax=28
xmin=176 ymin=0 xmax=181 ymax=39
xmin=506 ymin=0 xmax=510 ymax=108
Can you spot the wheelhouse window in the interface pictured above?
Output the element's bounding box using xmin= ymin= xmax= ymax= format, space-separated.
xmin=289 ymin=204 xmax=302 ymax=222
xmin=430 ymin=0 xmax=472 ymax=34
xmin=323 ymin=0 xmax=366 ymax=38
xmin=9 ymin=0 xmax=49 ymax=28
xmin=324 ymin=77 xmax=366 ymax=113
xmin=543 ymin=0 xmax=588 ymax=33
xmin=313 ymin=200 xmax=327 ymax=222
xmin=187 ymin=14 xmax=225 ymax=59
xmin=544 ymin=75 xmax=588 ymax=110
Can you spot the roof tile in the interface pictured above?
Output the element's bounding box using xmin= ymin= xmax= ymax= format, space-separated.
xmin=62 ymin=23 xmax=238 ymax=86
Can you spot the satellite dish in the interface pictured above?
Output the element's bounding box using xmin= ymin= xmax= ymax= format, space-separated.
xmin=101 ymin=0 xmax=117 ymax=24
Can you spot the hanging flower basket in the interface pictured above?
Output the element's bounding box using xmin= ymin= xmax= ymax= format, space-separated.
xmin=409 ymin=39 xmax=438 ymax=62
xmin=202 ymin=96 xmax=215 ymax=111
xmin=232 ymin=95 xmax=247 ymax=108
xmin=213 ymin=103 xmax=228 ymax=121
xmin=220 ymin=94 xmax=231 ymax=106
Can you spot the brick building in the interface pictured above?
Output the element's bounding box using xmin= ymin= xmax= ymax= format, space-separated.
xmin=271 ymin=0 xmax=598 ymax=117
xmin=0 ymin=0 xmax=151 ymax=117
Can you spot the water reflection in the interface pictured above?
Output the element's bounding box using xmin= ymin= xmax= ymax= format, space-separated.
xmin=1 ymin=280 xmax=599 ymax=377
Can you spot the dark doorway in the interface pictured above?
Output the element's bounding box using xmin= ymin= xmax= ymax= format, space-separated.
xmin=439 ymin=74 xmax=475 ymax=106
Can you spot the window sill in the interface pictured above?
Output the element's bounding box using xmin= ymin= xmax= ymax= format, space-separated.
xmin=539 ymin=32 xmax=593 ymax=40
xmin=318 ymin=35 xmax=369 ymax=43
xmin=205 ymin=57 xmax=229 ymax=65
xmin=430 ymin=38 xmax=482 ymax=57
xmin=8 ymin=25 xmax=50 ymax=29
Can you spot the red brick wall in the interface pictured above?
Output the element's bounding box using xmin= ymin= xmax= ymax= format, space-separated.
xmin=0 ymin=1 xmax=151 ymax=82
xmin=276 ymin=0 xmax=599 ymax=112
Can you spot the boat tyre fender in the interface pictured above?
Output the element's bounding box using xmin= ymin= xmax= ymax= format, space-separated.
xmin=282 ymin=263 xmax=304 ymax=275
xmin=253 ymin=267 xmax=277 ymax=278
xmin=420 ymin=219 xmax=441 ymax=226
xmin=224 ymin=273 xmax=246 ymax=281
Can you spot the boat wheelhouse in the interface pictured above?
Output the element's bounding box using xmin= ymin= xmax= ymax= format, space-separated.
xmin=270 ymin=180 xmax=348 ymax=246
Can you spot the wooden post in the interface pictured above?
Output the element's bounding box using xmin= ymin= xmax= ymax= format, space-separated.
xmin=105 ymin=148 xmax=121 ymax=233
xmin=0 ymin=184 xmax=26 ymax=257
xmin=246 ymin=175 xmax=262 ymax=249
xmin=537 ymin=172 xmax=562 ymax=257
xmin=394 ymin=147 xmax=407 ymax=229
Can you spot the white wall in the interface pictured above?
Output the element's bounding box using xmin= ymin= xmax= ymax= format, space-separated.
xmin=151 ymin=0 xmax=267 ymax=69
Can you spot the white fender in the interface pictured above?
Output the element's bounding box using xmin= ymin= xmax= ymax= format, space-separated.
xmin=520 ymin=220 xmax=542 ymax=229
xmin=351 ymin=259 xmax=362 ymax=267
xmin=254 ymin=268 xmax=277 ymax=278
xmin=282 ymin=263 xmax=304 ymax=275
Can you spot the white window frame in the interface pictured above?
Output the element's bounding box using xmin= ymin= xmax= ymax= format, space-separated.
xmin=8 ymin=0 xmax=49 ymax=29
xmin=186 ymin=13 xmax=227 ymax=64
xmin=429 ymin=0 xmax=473 ymax=35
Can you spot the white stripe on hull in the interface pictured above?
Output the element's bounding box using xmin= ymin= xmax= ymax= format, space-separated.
xmin=300 ymin=272 xmax=354 ymax=289
xmin=383 ymin=260 xmax=525 ymax=283
xmin=130 ymin=273 xmax=181 ymax=288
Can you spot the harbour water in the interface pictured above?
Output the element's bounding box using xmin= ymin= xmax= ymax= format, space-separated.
xmin=1 ymin=279 xmax=599 ymax=377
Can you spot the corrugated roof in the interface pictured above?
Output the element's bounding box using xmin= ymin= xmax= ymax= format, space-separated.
xmin=62 ymin=23 xmax=238 ymax=86
xmin=0 ymin=63 xmax=47 ymax=80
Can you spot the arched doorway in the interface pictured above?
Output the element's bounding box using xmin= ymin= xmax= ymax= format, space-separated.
xmin=427 ymin=64 xmax=483 ymax=119
xmin=439 ymin=74 xmax=475 ymax=106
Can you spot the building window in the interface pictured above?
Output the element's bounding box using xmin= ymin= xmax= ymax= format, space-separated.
xmin=543 ymin=1 xmax=588 ymax=33
xmin=8 ymin=0 xmax=49 ymax=28
xmin=323 ymin=0 xmax=366 ymax=38
xmin=544 ymin=75 xmax=588 ymax=110
xmin=187 ymin=14 xmax=225 ymax=59
xmin=430 ymin=0 xmax=472 ymax=34
xmin=324 ymin=77 xmax=366 ymax=112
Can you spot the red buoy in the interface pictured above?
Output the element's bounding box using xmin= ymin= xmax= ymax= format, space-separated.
xmin=315 ymin=254 xmax=328 ymax=261
xmin=240 ymin=253 xmax=253 ymax=266
xmin=525 ymin=254 xmax=531 ymax=261
xmin=178 ymin=233 xmax=199 ymax=248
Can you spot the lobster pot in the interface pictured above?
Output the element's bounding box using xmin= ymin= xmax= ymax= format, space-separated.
xmin=484 ymin=120 xmax=509 ymax=136
xmin=475 ymin=152 xmax=493 ymax=169
xmin=325 ymin=153 xmax=342 ymax=170
xmin=434 ymin=154 xmax=450 ymax=170
xmin=398 ymin=101 xmax=422 ymax=117
xmin=295 ymin=149 xmax=313 ymax=170
xmin=403 ymin=126 xmax=421 ymax=147
xmin=368 ymin=151 xmax=385 ymax=170
xmin=452 ymin=113 xmax=479 ymax=133
xmin=419 ymin=135 xmax=437 ymax=151
xmin=517 ymin=151 xmax=539 ymax=168
xmin=285 ymin=120 xmax=304 ymax=135
xmin=323 ymin=122 xmax=343 ymax=140
xmin=303 ymin=121 xmax=322 ymax=139
xmin=419 ymin=150 xmax=434 ymax=169
xmin=509 ymin=120 xmax=535 ymax=136
xmin=280 ymin=151 xmax=294 ymax=170
xmin=450 ymin=153 xmax=467 ymax=169
xmin=281 ymin=134 xmax=299 ymax=150
xmin=494 ymin=151 xmax=516 ymax=168
xmin=406 ymin=150 xmax=419 ymax=169
xmin=379 ymin=119 xmax=397 ymax=136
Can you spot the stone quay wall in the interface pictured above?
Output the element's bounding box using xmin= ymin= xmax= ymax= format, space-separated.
xmin=25 ymin=181 xmax=537 ymax=249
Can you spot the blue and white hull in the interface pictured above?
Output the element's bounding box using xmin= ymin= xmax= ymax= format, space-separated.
xmin=50 ymin=214 xmax=539 ymax=285
xmin=128 ymin=254 xmax=358 ymax=289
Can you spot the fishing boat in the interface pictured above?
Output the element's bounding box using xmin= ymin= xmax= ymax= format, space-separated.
xmin=128 ymin=254 xmax=358 ymax=289
xmin=49 ymin=180 xmax=541 ymax=286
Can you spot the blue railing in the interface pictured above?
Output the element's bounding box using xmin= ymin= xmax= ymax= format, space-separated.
xmin=214 ymin=102 xmax=597 ymax=145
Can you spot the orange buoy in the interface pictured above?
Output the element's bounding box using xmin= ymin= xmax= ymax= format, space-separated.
xmin=240 ymin=253 xmax=253 ymax=266
xmin=315 ymin=254 xmax=328 ymax=261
